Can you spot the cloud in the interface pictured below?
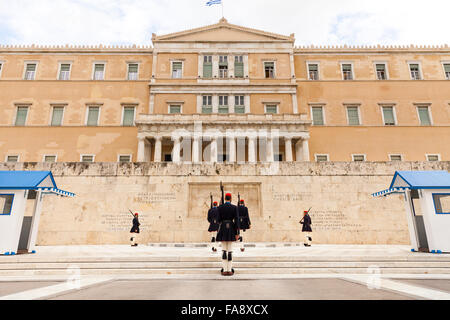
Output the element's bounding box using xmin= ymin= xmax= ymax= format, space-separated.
xmin=0 ymin=0 xmax=448 ymax=45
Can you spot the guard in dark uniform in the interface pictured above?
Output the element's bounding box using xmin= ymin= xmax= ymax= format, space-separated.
xmin=207 ymin=201 xmax=220 ymax=252
xmin=238 ymin=199 xmax=251 ymax=252
xmin=130 ymin=213 xmax=140 ymax=247
xmin=216 ymin=193 xmax=239 ymax=276
xmin=300 ymin=210 xmax=312 ymax=247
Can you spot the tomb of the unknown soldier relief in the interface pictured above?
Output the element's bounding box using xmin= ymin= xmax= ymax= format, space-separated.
xmin=1 ymin=18 xmax=449 ymax=248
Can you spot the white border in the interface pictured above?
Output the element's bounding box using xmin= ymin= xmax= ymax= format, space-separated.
xmin=315 ymin=154 xmax=329 ymax=162
xmin=57 ymin=61 xmax=72 ymax=80
xmin=127 ymin=62 xmax=140 ymax=80
xmin=306 ymin=61 xmax=320 ymax=80
xmin=310 ymin=104 xmax=326 ymax=125
xmin=373 ymin=61 xmax=389 ymax=80
xmin=49 ymin=105 xmax=66 ymax=126
xmin=23 ymin=61 xmax=39 ymax=80
xmin=14 ymin=105 xmax=29 ymax=126
xmin=85 ymin=105 xmax=101 ymax=126
xmin=407 ymin=61 xmax=423 ymax=80
xmin=352 ymin=154 xmax=366 ymax=162
xmin=379 ymin=104 xmax=397 ymax=126
xmin=415 ymin=104 xmax=433 ymax=126
xmin=121 ymin=105 xmax=137 ymax=125
xmin=168 ymin=104 xmax=183 ymax=114
xmin=170 ymin=60 xmax=184 ymax=79
xmin=340 ymin=61 xmax=354 ymax=80
xmin=264 ymin=103 xmax=279 ymax=114
xmin=389 ymin=154 xmax=403 ymax=161
xmin=117 ymin=154 xmax=132 ymax=162
xmin=263 ymin=60 xmax=276 ymax=79
xmin=80 ymin=154 xmax=96 ymax=162
xmin=92 ymin=61 xmax=106 ymax=80
xmin=426 ymin=154 xmax=441 ymax=161
xmin=43 ymin=155 xmax=58 ymax=163
xmin=441 ymin=61 xmax=450 ymax=80
xmin=5 ymin=155 xmax=20 ymax=162
xmin=345 ymin=104 xmax=361 ymax=125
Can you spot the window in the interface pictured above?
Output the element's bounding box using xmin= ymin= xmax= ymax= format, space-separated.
xmin=375 ymin=64 xmax=387 ymax=80
xmin=234 ymin=56 xmax=244 ymax=78
xmin=86 ymin=106 xmax=100 ymax=126
xmin=58 ymin=64 xmax=71 ymax=80
xmin=0 ymin=62 xmax=3 ymax=78
xmin=169 ymin=105 xmax=181 ymax=114
xmin=15 ymin=106 xmax=29 ymax=126
xmin=203 ymin=56 xmax=212 ymax=78
xmin=433 ymin=194 xmax=450 ymax=214
xmin=172 ymin=61 xmax=182 ymax=78
xmin=389 ymin=155 xmax=402 ymax=161
xmin=417 ymin=106 xmax=431 ymax=125
xmin=127 ymin=63 xmax=139 ymax=80
xmin=409 ymin=63 xmax=421 ymax=80
xmin=346 ymin=106 xmax=360 ymax=125
xmin=311 ymin=106 xmax=324 ymax=125
xmin=24 ymin=63 xmax=37 ymax=80
xmin=0 ymin=194 xmax=14 ymax=215
xmin=315 ymin=154 xmax=329 ymax=162
xmin=202 ymin=95 xmax=212 ymax=114
xmin=382 ymin=106 xmax=396 ymax=125
xmin=342 ymin=64 xmax=353 ymax=80
xmin=44 ymin=155 xmax=57 ymax=163
xmin=122 ymin=106 xmax=135 ymax=126
xmin=218 ymin=96 xmax=229 ymax=114
xmin=427 ymin=154 xmax=440 ymax=162
xmin=264 ymin=62 xmax=275 ymax=78
xmin=51 ymin=106 xmax=64 ymax=126
xmin=444 ymin=64 xmax=450 ymax=80
xmin=235 ymin=95 xmax=245 ymax=114
xmin=353 ymin=155 xmax=366 ymax=162
xmin=93 ymin=63 xmax=105 ymax=80
xmin=265 ymin=105 xmax=278 ymax=114
xmin=308 ymin=64 xmax=319 ymax=80
xmin=219 ymin=56 xmax=228 ymax=78
xmin=164 ymin=154 xmax=172 ymax=162
xmin=81 ymin=155 xmax=95 ymax=163
xmin=6 ymin=155 xmax=19 ymax=162
xmin=118 ymin=155 xmax=132 ymax=163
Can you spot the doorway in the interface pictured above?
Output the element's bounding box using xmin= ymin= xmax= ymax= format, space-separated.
xmin=410 ymin=190 xmax=429 ymax=252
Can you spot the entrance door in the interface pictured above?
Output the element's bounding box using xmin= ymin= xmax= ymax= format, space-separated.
xmin=410 ymin=190 xmax=429 ymax=252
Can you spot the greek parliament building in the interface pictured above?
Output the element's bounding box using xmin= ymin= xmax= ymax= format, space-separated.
xmin=0 ymin=19 xmax=449 ymax=245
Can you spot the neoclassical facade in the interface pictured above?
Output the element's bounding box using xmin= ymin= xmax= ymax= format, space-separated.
xmin=0 ymin=18 xmax=449 ymax=163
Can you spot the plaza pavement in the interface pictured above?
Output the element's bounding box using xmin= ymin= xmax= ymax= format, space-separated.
xmin=0 ymin=244 xmax=450 ymax=300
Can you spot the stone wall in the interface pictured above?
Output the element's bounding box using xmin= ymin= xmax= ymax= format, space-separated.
xmin=1 ymin=162 xmax=449 ymax=245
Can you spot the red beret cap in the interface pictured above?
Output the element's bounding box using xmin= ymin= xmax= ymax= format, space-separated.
xmin=240 ymin=199 xmax=245 ymax=203
xmin=135 ymin=213 xmax=139 ymax=216
xmin=304 ymin=211 xmax=308 ymax=214
xmin=213 ymin=202 xmax=218 ymax=205
xmin=226 ymin=193 xmax=232 ymax=197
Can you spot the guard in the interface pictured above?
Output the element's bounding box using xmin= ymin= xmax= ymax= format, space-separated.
xmin=130 ymin=212 xmax=140 ymax=247
xmin=207 ymin=201 xmax=220 ymax=252
xmin=300 ymin=210 xmax=313 ymax=247
xmin=238 ymin=199 xmax=251 ymax=252
xmin=216 ymin=193 xmax=239 ymax=276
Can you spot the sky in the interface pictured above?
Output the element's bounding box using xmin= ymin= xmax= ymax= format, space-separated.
xmin=0 ymin=0 xmax=449 ymax=46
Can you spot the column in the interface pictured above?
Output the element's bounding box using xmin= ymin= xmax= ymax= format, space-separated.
xmin=137 ymin=137 xmax=146 ymax=162
xmin=210 ymin=137 xmax=218 ymax=163
xmin=285 ymin=137 xmax=293 ymax=162
xmin=302 ymin=138 xmax=310 ymax=162
xmin=192 ymin=136 xmax=200 ymax=163
xmin=248 ymin=137 xmax=256 ymax=163
xmin=295 ymin=139 xmax=302 ymax=162
xmin=154 ymin=136 xmax=162 ymax=163
xmin=266 ymin=138 xmax=274 ymax=163
xmin=172 ymin=136 xmax=181 ymax=163
xmin=228 ymin=136 xmax=236 ymax=163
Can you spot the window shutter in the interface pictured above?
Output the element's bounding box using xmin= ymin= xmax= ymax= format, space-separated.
xmin=444 ymin=64 xmax=450 ymax=72
xmin=312 ymin=107 xmax=324 ymax=125
xmin=235 ymin=62 xmax=244 ymax=77
xmin=173 ymin=62 xmax=182 ymax=70
xmin=26 ymin=64 xmax=36 ymax=72
xmin=376 ymin=64 xmax=385 ymax=71
xmin=169 ymin=105 xmax=181 ymax=114
xmin=382 ymin=107 xmax=395 ymax=125
xmin=203 ymin=63 xmax=212 ymax=78
xmin=87 ymin=107 xmax=100 ymax=126
xmin=128 ymin=64 xmax=138 ymax=73
xmin=51 ymin=107 xmax=64 ymax=126
xmin=15 ymin=107 xmax=28 ymax=126
xmin=60 ymin=64 xmax=71 ymax=72
xmin=266 ymin=105 xmax=277 ymax=114
xmin=123 ymin=107 xmax=135 ymax=126
xmin=309 ymin=64 xmax=318 ymax=72
xmin=347 ymin=107 xmax=360 ymax=125
xmin=95 ymin=64 xmax=104 ymax=72
xmin=418 ymin=107 xmax=431 ymax=125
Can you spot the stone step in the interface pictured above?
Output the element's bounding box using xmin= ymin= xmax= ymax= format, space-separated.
xmin=1 ymin=261 xmax=450 ymax=270
xmin=1 ymin=267 xmax=450 ymax=276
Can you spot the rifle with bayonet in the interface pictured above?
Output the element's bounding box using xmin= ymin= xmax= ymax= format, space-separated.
xmin=220 ymin=181 xmax=225 ymax=205
xmin=236 ymin=192 xmax=241 ymax=232
xmin=210 ymin=192 xmax=213 ymax=209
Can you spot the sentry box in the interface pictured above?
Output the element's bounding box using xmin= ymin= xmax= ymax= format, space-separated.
xmin=0 ymin=171 xmax=75 ymax=256
xmin=372 ymin=171 xmax=450 ymax=254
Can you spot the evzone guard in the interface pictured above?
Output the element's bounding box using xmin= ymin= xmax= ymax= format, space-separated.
xmin=237 ymin=198 xmax=251 ymax=252
xmin=207 ymin=193 xmax=220 ymax=252
xmin=300 ymin=208 xmax=313 ymax=247
xmin=129 ymin=210 xmax=140 ymax=247
xmin=216 ymin=182 xmax=240 ymax=276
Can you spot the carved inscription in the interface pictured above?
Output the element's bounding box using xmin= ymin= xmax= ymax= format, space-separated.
xmin=134 ymin=192 xmax=176 ymax=203
xmin=309 ymin=210 xmax=363 ymax=231
xmin=100 ymin=213 xmax=149 ymax=232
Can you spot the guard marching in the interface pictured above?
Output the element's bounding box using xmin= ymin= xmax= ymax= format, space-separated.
xmin=237 ymin=199 xmax=251 ymax=252
xmin=216 ymin=192 xmax=240 ymax=276
xmin=207 ymin=201 xmax=220 ymax=252
xmin=130 ymin=212 xmax=140 ymax=247
xmin=300 ymin=210 xmax=313 ymax=247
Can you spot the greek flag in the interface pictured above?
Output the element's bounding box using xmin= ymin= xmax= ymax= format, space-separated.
xmin=206 ymin=0 xmax=221 ymax=6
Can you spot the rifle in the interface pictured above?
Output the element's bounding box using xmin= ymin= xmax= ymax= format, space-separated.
xmin=128 ymin=209 xmax=136 ymax=218
xmin=210 ymin=192 xmax=213 ymax=209
xmin=299 ymin=207 xmax=312 ymax=224
xmin=220 ymin=181 xmax=225 ymax=205
xmin=236 ymin=192 xmax=241 ymax=232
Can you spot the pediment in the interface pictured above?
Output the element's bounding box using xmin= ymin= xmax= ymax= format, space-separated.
xmin=153 ymin=18 xmax=294 ymax=43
